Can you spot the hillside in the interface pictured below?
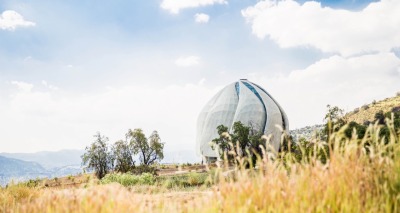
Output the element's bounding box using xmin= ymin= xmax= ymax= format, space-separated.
xmin=289 ymin=124 xmax=324 ymax=142
xmin=344 ymin=95 xmax=400 ymax=124
xmin=290 ymin=94 xmax=400 ymax=141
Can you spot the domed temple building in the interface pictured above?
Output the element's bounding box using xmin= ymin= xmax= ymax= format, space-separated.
xmin=196 ymin=79 xmax=289 ymax=162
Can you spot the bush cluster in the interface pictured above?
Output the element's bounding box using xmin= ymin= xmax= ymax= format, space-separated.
xmin=100 ymin=172 xmax=210 ymax=189
xmin=100 ymin=173 xmax=155 ymax=186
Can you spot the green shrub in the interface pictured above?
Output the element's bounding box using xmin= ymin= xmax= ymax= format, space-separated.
xmin=159 ymin=173 xmax=210 ymax=189
xmin=186 ymin=172 xmax=206 ymax=186
xmin=162 ymin=176 xmax=183 ymax=189
xmin=344 ymin=121 xmax=367 ymax=139
xmin=138 ymin=173 xmax=155 ymax=185
xmin=101 ymin=173 xmax=138 ymax=186
xmin=100 ymin=173 xmax=155 ymax=187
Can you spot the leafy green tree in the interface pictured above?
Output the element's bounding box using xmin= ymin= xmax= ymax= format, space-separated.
xmin=126 ymin=129 xmax=164 ymax=166
xmin=112 ymin=140 xmax=135 ymax=173
xmin=211 ymin=124 xmax=233 ymax=160
xmin=212 ymin=121 xmax=265 ymax=165
xmin=323 ymin=105 xmax=346 ymax=136
xmin=231 ymin=122 xmax=251 ymax=154
xmin=147 ymin=131 xmax=164 ymax=164
xmin=82 ymin=132 xmax=113 ymax=179
xmin=324 ymin=105 xmax=344 ymax=123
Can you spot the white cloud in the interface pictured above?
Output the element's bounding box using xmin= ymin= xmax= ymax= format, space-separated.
xmin=161 ymin=0 xmax=227 ymax=14
xmin=11 ymin=81 xmax=34 ymax=92
xmin=0 ymin=81 xmax=220 ymax=153
xmin=251 ymin=52 xmax=400 ymax=128
xmin=194 ymin=13 xmax=210 ymax=23
xmin=41 ymin=80 xmax=59 ymax=90
xmin=242 ymin=0 xmax=400 ymax=56
xmin=175 ymin=56 xmax=200 ymax=67
xmin=0 ymin=10 xmax=35 ymax=31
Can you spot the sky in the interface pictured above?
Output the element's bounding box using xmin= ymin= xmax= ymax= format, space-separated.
xmin=0 ymin=0 xmax=399 ymax=153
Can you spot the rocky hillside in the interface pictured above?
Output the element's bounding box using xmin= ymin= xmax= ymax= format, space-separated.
xmin=289 ymin=124 xmax=324 ymax=142
xmin=290 ymin=94 xmax=400 ymax=141
xmin=344 ymin=95 xmax=400 ymax=124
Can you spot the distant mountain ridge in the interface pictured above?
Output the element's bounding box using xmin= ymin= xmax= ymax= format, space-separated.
xmin=0 ymin=155 xmax=47 ymax=176
xmin=0 ymin=150 xmax=84 ymax=186
xmin=0 ymin=155 xmax=49 ymax=186
xmin=0 ymin=149 xmax=84 ymax=169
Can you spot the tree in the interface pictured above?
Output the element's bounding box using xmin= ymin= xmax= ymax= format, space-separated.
xmin=147 ymin=131 xmax=164 ymax=164
xmin=374 ymin=110 xmax=385 ymax=125
xmin=112 ymin=140 xmax=135 ymax=173
xmin=211 ymin=125 xmax=231 ymax=156
xmin=126 ymin=129 xmax=164 ymax=166
xmin=323 ymin=105 xmax=346 ymax=137
xmin=231 ymin=122 xmax=251 ymax=154
xmin=324 ymin=105 xmax=345 ymax=124
xmin=212 ymin=121 xmax=264 ymax=165
xmin=81 ymin=132 xmax=113 ymax=179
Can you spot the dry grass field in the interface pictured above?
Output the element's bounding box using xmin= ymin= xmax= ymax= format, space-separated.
xmin=1 ymin=122 xmax=400 ymax=212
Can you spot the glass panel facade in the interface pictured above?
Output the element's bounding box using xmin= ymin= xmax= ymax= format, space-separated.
xmin=235 ymin=82 xmax=240 ymax=97
xmin=241 ymin=81 xmax=267 ymax=132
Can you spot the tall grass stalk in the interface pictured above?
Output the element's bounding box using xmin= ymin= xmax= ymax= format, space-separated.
xmin=208 ymin=121 xmax=400 ymax=212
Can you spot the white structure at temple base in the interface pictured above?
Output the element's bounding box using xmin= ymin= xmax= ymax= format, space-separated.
xmin=196 ymin=79 xmax=289 ymax=162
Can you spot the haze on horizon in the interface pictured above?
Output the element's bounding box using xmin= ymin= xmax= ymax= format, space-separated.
xmin=1 ymin=0 xmax=399 ymax=153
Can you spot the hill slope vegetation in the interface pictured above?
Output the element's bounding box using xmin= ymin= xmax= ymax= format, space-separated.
xmin=345 ymin=95 xmax=400 ymax=124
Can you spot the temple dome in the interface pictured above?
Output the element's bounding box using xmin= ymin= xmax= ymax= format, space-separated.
xmin=196 ymin=79 xmax=289 ymax=160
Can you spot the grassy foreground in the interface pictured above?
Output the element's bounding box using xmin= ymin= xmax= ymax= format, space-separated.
xmin=1 ymin=123 xmax=400 ymax=212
